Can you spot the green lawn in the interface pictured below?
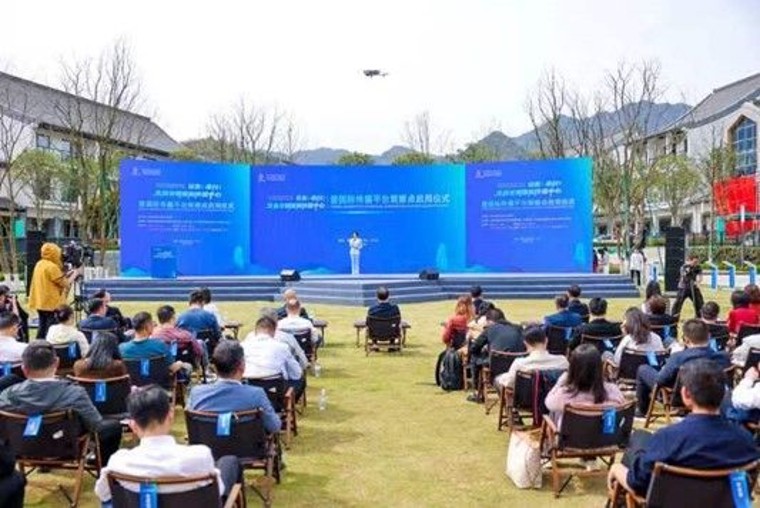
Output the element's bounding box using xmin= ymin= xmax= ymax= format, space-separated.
xmin=23 ymin=289 xmax=730 ymax=507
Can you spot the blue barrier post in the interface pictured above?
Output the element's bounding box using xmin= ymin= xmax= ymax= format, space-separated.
xmin=707 ymin=262 xmax=719 ymax=290
xmin=723 ymin=261 xmax=736 ymax=290
xmin=746 ymin=261 xmax=757 ymax=287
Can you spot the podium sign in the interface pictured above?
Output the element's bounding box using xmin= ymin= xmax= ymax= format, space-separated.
xmin=150 ymin=246 xmax=177 ymax=279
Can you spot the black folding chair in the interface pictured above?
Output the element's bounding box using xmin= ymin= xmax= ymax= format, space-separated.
xmin=186 ymin=409 xmax=279 ymax=504
xmin=545 ymin=326 xmax=573 ymax=356
xmin=645 ymin=371 xmax=687 ymax=428
xmin=243 ymin=375 xmax=297 ymax=447
xmin=651 ymin=323 xmax=678 ymax=348
xmin=736 ymin=323 xmax=760 ymax=347
xmin=498 ymin=368 xmax=565 ymax=432
xmin=743 ymin=347 xmax=760 ymax=374
xmin=364 ymin=315 xmax=403 ymax=355
xmin=481 ymin=350 xmax=527 ymax=414
xmin=79 ymin=327 xmax=118 ymax=343
xmin=606 ymin=349 xmax=669 ymax=390
xmin=541 ymin=400 xmax=636 ymax=497
xmin=288 ymin=328 xmax=317 ymax=362
xmin=196 ymin=328 xmax=222 ymax=359
xmin=53 ymin=342 xmax=82 ymax=376
xmin=581 ymin=334 xmax=623 ymax=355
xmin=69 ymin=375 xmax=132 ymax=420
xmin=123 ymin=356 xmax=177 ymax=405
xmin=107 ymin=470 xmax=244 ymax=508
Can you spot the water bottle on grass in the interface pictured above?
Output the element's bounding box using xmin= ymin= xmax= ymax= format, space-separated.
xmin=318 ymin=388 xmax=327 ymax=411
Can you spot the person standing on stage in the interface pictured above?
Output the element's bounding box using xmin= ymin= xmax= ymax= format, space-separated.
xmin=348 ymin=231 xmax=364 ymax=276
xmin=28 ymin=243 xmax=81 ymax=339
xmin=671 ymin=253 xmax=704 ymax=318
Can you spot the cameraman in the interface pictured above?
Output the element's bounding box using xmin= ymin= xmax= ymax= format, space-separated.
xmin=28 ymin=243 xmax=82 ymax=339
xmin=671 ymin=253 xmax=704 ymax=318
xmin=0 ymin=286 xmax=29 ymax=342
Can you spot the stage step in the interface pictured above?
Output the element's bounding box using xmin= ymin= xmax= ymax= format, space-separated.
xmin=83 ymin=274 xmax=641 ymax=306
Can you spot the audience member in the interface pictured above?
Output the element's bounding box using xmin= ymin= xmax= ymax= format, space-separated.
xmin=119 ymin=312 xmax=184 ymax=373
xmin=276 ymin=288 xmax=312 ymax=321
xmin=79 ymin=298 xmax=119 ymax=335
xmin=545 ymin=344 xmax=625 ymax=425
xmin=700 ymin=301 xmax=722 ymax=325
xmin=470 ymin=285 xmax=487 ymax=317
xmin=645 ymin=296 xmax=676 ymax=327
xmin=495 ymin=325 xmax=569 ymax=390
xmin=441 ymin=295 xmax=474 ymax=348
xmin=467 ymin=308 xmax=525 ymax=402
xmin=609 ymin=359 xmax=759 ymax=497
xmin=0 ymin=441 xmax=24 ymax=508
xmin=635 ymin=319 xmax=729 ymax=417
xmin=153 ymin=305 xmax=206 ymax=365
xmin=731 ymin=361 xmax=760 ymax=419
xmin=91 ymin=289 xmax=130 ymax=330
xmin=568 ymin=297 xmax=622 ymax=351
xmin=0 ymin=341 xmax=122 ymax=465
xmin=544 ymin=294 xmax=583 ymax=328
xmin=45 ymin=305 xmax=89 ymax=356
xmin=187 ymin=340 xmax=280 ymax=433
xmin=95 ymin=386 xmax=241 ymax=503
xmin=72 ymin=332 xmax=128 ymax=379
xmin=176 ymin=290 xmax=221 ymax=339
xmin=0 ymin=314 xmax=26 ymax=364
xmin=727 ymin=289 xmax=759 ymax=334
xmin=641 ymin=281 xmax=668 ymax=314
xmin=278 ymin=299 xmax=321 ymax=346
xmin=611 ymin=308 xmax=664 ymax=366
xmin=242 ymin=317 xmax=305 ymax=400
xmin=567 ymin=285 xmax=589 ymax=319
xmin=199 ymin=286 xmax=224 ymax=328
xmin=745 ymin=284 xmax=760 ymax=316
xmin=0 ymin=285 xmax=29 ymax=343
xmin=258 ymin=309 xmax=308 ymax=369
xmin=367 ymin=286 xmax=401 ymax=319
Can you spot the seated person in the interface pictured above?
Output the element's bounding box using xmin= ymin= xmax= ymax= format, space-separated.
xmin=119 ymin=312 xmax=184 ymax=374
xmin=0 ymin=340 xmax=122 ymax=465
xmin=0 ymin=313 xmax=27 ymax=364
xmin=745 ymin=283 xmax=760 ymax=316
xmin=176 ymin=290 xmax=221 ymax=340
xmin=367 ymin=286 xmax=401 ymax=319
xmin=276 ymin=288 xmax=312 ymax=321
xmin=635 ymin=319 xmax=730 ymax=417
xmin=73 ymin=332 xmax=128 ymax=379
xmin=727 ymin=289 xmax=759 ymax=335
xmin=545 ymin=344 xmax=625 ymax=426
xmin=645 ymin=295 xmax=677 ymax=328
xmin=732 ymin=331 xmax=760 ymax=366
xmin=0 ymin=285 xmax=29 ymax=343
xmin=544 ymin=294 xmax=583 ymax=328
xmin=91 ymin=289 xmax=130 ymax=330
xmin=442 ymin=296 xmax=474 ymax=348
xmin=611 ymin=308 xmax=664 ymax=366
xmin=188 ymin=340 xmax=281 ymax=433
xmin=0 ymin=441 xmax=25 ymax=508
xmin=567 ymin=285 xmax=589 ymax=319
xmin=153 ymin=305 xmax=206 ymax=366
xmin=495 ymin=325 xmax=569 ymax=390
xmin=470 ymin=285 xmax=487 ymax=317
xmin=609 ymin=359 xmax=759 ymax=497
xmin=45 ymin=305 xmax=89 ymax=356
xmin=467 ymin=308 xmax=525 ymax=402
xmin=701 ymin=301 xmax=727 ymax=334
xmin=95 ymin=386 xmax=241 ymax=504
xmin=278 ymin=299 xmax=321 ymax=346
xmin=258 ymin=309 xmax=308 ymax=370
xmin=242 ymin=316 xmax=305 ymax=400
xmin=199 ymin=287 xmax=224 ymax=328
xmin=79 ymin=298 xmax=120 ymax=337
xmin=568 ymin=297 xmax=622 ymax=351
xmin=731 ymin=361 xmax=760 ymax=422
xmin=641 ymin=281 xmax=668 ymax=314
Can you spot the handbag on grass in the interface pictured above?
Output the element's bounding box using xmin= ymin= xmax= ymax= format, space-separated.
xmin=505 ymin=428 xmax=542 ymax=489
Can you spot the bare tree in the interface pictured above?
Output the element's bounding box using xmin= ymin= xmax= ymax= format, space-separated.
xmin=402 ymin=111 xmax=452 ymax=157
xmin=526 ymin=68 xmax=570 ymax=159
xmin=205 ymin=99 xmax=285 ymax=164
xmin=279 ymin=114 xmax=305 ymax=164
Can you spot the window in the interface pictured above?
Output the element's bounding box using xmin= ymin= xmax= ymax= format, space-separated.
xmin=733 ymin=117 xmax=757 ymax=176
xmin=35 ymin=133 xmax=50 ymax=149
xmin=57 ymin=140 xmax=72 ymax=160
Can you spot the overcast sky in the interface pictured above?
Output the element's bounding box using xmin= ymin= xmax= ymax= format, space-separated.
xmin=2 ymin=0 xmax=758 ymax=154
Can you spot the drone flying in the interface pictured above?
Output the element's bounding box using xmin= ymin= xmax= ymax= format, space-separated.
xmin=363 ymin=69 xmax=388 ymax=78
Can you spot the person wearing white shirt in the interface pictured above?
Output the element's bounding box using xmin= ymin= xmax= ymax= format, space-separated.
xmin=732 ymin=334 xmax=760 ymax=367
xmin=199 ymin=287 xmax=224 ymax=328
xmin=94 ymin=385 xmax=241 ymax=503
xmin=629 ymin=249 xmax=645 ymax=287
xmin=495 ymin=326 xmax=568 ymax=389
xmin=260 ymin=308 xmax=308 ymax=369
xmin=348 ymin=231 xmax=363 ymax=275
xmin=242 ymin=316 xmax=305 ymax=399
xmin=44 ymin=305 xmax=89 ymax=356
xmin=732 ymin=362 xmax=760 ymax=413
xmin=278 ymin=299 xmax=321 ymax=346
xmin=0 ymin=313 xmax=27 ymax=365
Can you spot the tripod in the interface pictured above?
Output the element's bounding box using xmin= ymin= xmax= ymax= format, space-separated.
xmin=69 ymin=276 xmax=86 ymax=323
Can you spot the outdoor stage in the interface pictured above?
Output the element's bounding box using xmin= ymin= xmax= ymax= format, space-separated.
xmin=83 ymin=273 xmax=640 ymax=306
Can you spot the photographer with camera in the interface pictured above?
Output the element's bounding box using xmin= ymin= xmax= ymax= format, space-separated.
xmin=671 ymin=253 xmax=704 ymax=318
xmin=28 ymin=243 xmax=82 ymax=339
xmin=0 ymin=286 xmax=29 ymax=342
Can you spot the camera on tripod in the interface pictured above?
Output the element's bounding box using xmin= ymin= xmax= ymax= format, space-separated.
xmin=62 ymin=241 xmax=94 ymax=272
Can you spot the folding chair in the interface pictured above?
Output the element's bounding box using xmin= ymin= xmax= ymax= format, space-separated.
xmin=68 ymin=375 xmax=131 ymax=420
xmin=196 ymin=328 xmax=222 ymax=358
xmin=364 ymin=315 xmax=404 ymax=356
xmin=736 ymin=323 xmax=760 ymax=348
xmin=0 ymin=362 xmax=23 ymax=378
xmin=243 ymin=376 xmax=297 ymax=448
xmin=581 ymin=334 xmax=623 ymax=356
xmin=644 ymin=372 xmax=686 ymax=428
xmin=651 ymin=323 xmax=678 ymax=348
xmin=53 ymin=342 xmax=82 ymax=376
xmin=107 ymin=470 xmax=244 ymax=508
xmin=0 ymin=409 xmax=95 ymax=507
xmin=605 ymin=349 xmax=669 ymax=391
xmin=79 ymin=327 xmax=118 ymax=343
xmin=480 ymin=350 xmax=527 ymax=414
xmin=497 ymin=368 xmax=565 ymax=432
xmin=609 ymin=460 xmax=760 ymax=508
xmin=287 ymin=328 xmax=318 ymax=363
xmin=171 ymin=340 xmax=206 ymax=384
xmin=186 ymin=409 xmax=279 ymax=504
xmin=540 ymin=400 xmax=635 ymax=497
xmin=743 ymin=347 xmax=760 ymax=375
xmin=545 ymin=326 xmax=573 ymax=356
xmin=123 ymin=356 xmax=178 ymax=405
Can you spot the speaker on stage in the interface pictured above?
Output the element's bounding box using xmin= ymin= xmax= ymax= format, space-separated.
xmin=664 ymin=227 xmax=685 ymax=292
xmin=280 ymin=269 xmax=301 ymax=282
xmin=418 ymin=269 xmax=439 ymax=281
xmin=26 ymin=231 xmax=46 ymax=295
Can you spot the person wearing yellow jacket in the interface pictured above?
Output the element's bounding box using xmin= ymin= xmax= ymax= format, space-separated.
xmin=28 ymin=243 xmax=81 ymax=339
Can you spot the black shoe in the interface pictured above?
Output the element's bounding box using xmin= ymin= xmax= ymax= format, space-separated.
xmin=466 ymin=394 xmax=484 ymax=403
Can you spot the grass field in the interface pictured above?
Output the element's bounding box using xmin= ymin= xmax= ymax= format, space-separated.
xmin=21 ymin=289 xmax=729 ymax=507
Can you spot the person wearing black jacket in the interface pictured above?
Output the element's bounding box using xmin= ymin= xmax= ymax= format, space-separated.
xmin=567 ymin=285 xmax=590 ymax=321
xmin=0 ymin=442 xmax=24 ymax=508
xmin=91 ymin=289 xmax=130 ymax=331
xmin=467 ymin=308 xmax=525 ymax=402
xmin=568 ymin=297 xmax=622 ymax=351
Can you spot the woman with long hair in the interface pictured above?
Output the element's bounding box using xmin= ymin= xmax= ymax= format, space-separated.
xmin=641 ymin=280 xmax=670 ymax=314
xmin=611 ymin=307 xmax=664 ymax=365
xmin=72 ymin=332 xmax=127 ymax=379
xmin=441 ymin=295 xmax=475 ymax=349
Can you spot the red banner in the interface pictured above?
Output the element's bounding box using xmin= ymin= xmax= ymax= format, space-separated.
xmin=713 ymin=176 xmax=757 ymax=235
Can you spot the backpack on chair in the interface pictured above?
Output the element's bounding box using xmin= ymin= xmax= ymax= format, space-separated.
xmin=436 ymin=347 xmax=463 ymax=391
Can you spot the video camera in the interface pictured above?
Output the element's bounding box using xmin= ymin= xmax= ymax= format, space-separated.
xmin=62 ymin=241 xmax=94 ymax=271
